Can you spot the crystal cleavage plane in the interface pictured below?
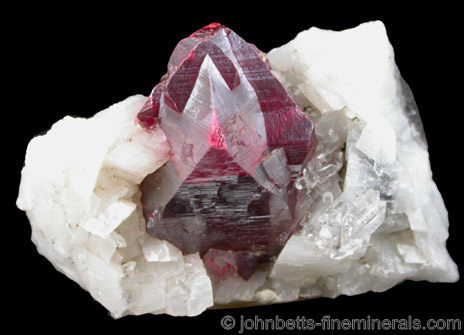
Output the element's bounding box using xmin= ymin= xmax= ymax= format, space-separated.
xmin=138 ymin=23 xmax=317 ymax=280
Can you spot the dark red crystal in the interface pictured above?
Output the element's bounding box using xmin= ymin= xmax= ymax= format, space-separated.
xmin=139 ymin=23 xmax=317 ymax=279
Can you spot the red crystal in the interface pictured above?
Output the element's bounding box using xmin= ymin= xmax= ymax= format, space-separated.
xmin=139 ymin=23 xmax=317 ymax=279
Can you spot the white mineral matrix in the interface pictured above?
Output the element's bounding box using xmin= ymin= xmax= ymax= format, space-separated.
xmin=17 ymin=21 xmax=458 ymax=318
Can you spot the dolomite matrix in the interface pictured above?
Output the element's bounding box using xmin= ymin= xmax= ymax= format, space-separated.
xmin=17 ymin=21 xmax=458 ymax=318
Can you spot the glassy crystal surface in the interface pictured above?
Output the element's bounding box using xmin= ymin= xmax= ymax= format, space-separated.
xmin=138 ymin=23 xmax=316 ymax=279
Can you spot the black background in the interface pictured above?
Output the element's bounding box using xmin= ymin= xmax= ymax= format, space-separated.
xmin=6 ymin=3 xmax=462 ymax=332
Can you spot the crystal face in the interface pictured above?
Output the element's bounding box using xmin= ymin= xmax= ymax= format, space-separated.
xmin=16 ymin=21 xmax=459 ymax=318
xmin=138 ymin=23 xmax=316 ymax=279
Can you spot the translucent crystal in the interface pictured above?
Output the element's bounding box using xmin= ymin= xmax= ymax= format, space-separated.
xmin=138 ymin=23 xmax=317 ymax=279
xmin=16 ymin=21 xmax=458 ymax=318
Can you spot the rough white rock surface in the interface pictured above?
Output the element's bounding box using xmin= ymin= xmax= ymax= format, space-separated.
xmin=17 ymin=95 xmax=214 ymax=317
xmin=267 ymin=21 xmax=458 ymax=297
xmin=17 ymin=21 xmax=458 ymax=317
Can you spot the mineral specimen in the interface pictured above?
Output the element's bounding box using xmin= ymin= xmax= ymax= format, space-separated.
xmin=138 ymin=23 xmax=316 ymax=279
xmin=16 ymin=21 xmax=458 ymax=318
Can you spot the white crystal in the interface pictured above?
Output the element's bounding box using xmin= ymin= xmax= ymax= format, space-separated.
xmin=17 ymin=21 xmax=458 ymax=317
xmin=213 ymin=270 xmax=268 ymax=305
xmin=17 ymin=95 xmax=213 ymax=317
xmin=141 ymin=236 xmax=183 ymax=263
xmin=355 ymin=119 xmax=397 ymax=165
xmin=268 ymin=21 xmax=458 ymax=298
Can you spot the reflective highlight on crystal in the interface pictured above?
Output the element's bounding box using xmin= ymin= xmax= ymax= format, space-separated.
xmin=138 ymin=23 xmax=316 ymax=278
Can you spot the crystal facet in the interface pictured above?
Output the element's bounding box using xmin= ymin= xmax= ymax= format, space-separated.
xmin=138 ymin=24 xmax=317 ymax=278
xmin=16 ymin=21 xmax=458 ymax=318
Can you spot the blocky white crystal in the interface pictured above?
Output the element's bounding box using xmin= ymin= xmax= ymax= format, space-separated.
xmin=267 ymin=21 xmax=458 ymax=298
xmin=17 ymin=21 xmax=458 ymax=317
xmin=17 ymin=95 xmax=214 ymax=317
